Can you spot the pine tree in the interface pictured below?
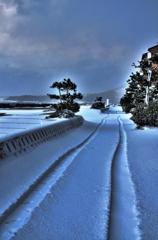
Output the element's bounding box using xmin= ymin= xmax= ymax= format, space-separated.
xmin=91 ymin=96 xmax=105 ymax=109
xmin=120 ymin=72 xmax=146 ymax=113
xmin=121 ymin=48 xmax=158 ymax=126
xmin=48 ymin=78 xmax=83 ymax=116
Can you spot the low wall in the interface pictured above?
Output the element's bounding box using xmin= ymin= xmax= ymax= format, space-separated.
xmin=0 ymin=116 xmax=84 ymax=159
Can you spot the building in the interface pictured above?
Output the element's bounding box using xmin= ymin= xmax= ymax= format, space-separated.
xmin=142 ymin=44 xmax=158 ymax=71
xmin=140 ymin=44 xmax=158 ymax=104
xmin=148 ymin=44 xmax=158 ymax=56
xmin=148 ymin=44 xmax=158 ymax=71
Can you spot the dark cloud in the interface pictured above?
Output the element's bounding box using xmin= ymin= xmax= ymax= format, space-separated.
xmin=0 ymin=0 xmax=158 ymax=96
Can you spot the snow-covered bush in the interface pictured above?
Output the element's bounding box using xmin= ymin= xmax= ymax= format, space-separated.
xmin=131 ymin=104 xmax=147 ymax=126
xmin=131 ymin=102 xmax=158 ymax=126
xmin=46 ymin=108 xmax=75 ymax=119
xmin=91 ymin=97 xmax=105 ymax=109
xmin=59 ymin=109 xmax=75 ymax=118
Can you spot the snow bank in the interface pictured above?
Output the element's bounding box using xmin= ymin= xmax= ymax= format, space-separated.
xmin=0 ymin=116 xmax=84 ymax=159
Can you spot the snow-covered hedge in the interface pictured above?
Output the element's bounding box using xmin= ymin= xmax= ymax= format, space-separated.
xmin=0 ymin=116 xmax=84 ymax=159
xmin=131 ymin=102 xmax=158 ymax=126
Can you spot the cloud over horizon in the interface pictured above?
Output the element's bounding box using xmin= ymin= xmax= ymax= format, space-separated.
xmin=0 ymin=0 xmax=158 ymax=95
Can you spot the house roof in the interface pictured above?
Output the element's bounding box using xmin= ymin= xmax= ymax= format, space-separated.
xmin=148 ymin=44 xmax=158 ymax=54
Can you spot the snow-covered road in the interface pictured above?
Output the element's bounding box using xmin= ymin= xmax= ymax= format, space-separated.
xmin=0 ymin=106 xmax=158 ymax=239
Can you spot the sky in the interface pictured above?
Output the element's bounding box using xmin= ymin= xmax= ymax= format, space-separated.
xmin=0 ymin=0 xmax=158 ymax=96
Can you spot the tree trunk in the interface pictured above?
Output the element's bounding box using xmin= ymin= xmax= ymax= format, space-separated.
xmin=59 ymin=88 xmax=62 ymax=103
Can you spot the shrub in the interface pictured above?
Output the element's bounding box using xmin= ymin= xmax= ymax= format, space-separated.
xmin=91 ymin=97 xmax=105 ymax=109
xmin=131 ymin=101 xmax=158 ymax=126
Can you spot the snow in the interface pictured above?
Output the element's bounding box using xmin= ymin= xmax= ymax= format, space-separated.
xmin=78 ymin=105 xmax=104 ymax=123
xmin=0 ymin=109 xmax=66 ymax=139
xmin=0 ymin=106 xmax=104 ymax=221
xmin=0 ymin=109 xmax=44 ymax=115
xmin=0 ymin=105 xmax=158 ymax=239
xmin=123 ymin=116 xmax=158 ymax=240
xmin=0 ymin=106 xmax=102 ymax=139
xmin=10 ymin=117 xmax=119 ymax=240
xmin=108 ymin=117 xmax=140 ymax=240
xmin=0 ymin=116 xmax=104 ymax=240
xmin=0 ymin=123 xmax=93 ymax=213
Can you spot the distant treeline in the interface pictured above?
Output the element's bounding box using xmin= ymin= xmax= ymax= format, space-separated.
xmin=0 ymin=102 xmax=51 ymax=109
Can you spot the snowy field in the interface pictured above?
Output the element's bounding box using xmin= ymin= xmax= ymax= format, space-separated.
xmin=0 ymin=109 xmax=66 ymax=139
xmin=0 ymin=105 xmax=158 ymax=239
xmin=0 ymin=106 xmax=104 ymax=139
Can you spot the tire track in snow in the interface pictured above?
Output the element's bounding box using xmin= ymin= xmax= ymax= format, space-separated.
xmin=106 ymin=117 xmax=141 ymax=240
xmin=0 ymin=118 xmax=106 ymax=240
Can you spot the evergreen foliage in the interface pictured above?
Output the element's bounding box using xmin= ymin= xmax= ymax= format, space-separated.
xmin=91 ymin=97 xmax=105 ymax=109
xmin=120 ymin=50 xmax=158 ymax=126
xmin=48 ymin=78 xmax=83 ymax=117
xmin=131 ymin=102 xmax=158 ymax=126
xmin=120 ymin=72 xmax=146 ymax=113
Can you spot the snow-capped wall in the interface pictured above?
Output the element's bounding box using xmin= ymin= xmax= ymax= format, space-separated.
xmin=0 ymin=116 xmax=84 ymax=159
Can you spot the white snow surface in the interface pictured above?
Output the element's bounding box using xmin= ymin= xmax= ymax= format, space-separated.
xmin=123 ymin=117 xmax=158 ymax=240
xmin=0 ymin=109 xmax=66 ymax=139
xmin=0 ymin=106 xmax=103 ymax=217
xmin=0 ymin=106 xmax=104 ymax=139
xmin=108 ymin=117 xmax=140 ymax=240
xmin=0 ymin=106 xmax=158 ymax=239
xmin=11 ymin=116 xmax=119 ymax=240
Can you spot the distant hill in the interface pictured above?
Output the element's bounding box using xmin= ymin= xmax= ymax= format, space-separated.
xmin=6 ymin=95 xmax=50 ymax=103
xmin=5 ymin=87 xmax=124 ymax=104
xmin=83 ymin=87 xmax=124 ymax=104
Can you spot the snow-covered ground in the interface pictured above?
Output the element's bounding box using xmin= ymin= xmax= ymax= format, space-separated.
xmin=0 ymin=106 xmax=104 ymax=229
xmin=0 ymin=109 xmax=65 ymax=139
xmin=123 ymin=117 xmax=158 ymax=240
xmin=77 ymin=105 xmax=105 ymax=122
xmin=0 ymin=106 xmax=104 ymax=139
xmin=0 ymin=106 xmax=158 ymax=239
